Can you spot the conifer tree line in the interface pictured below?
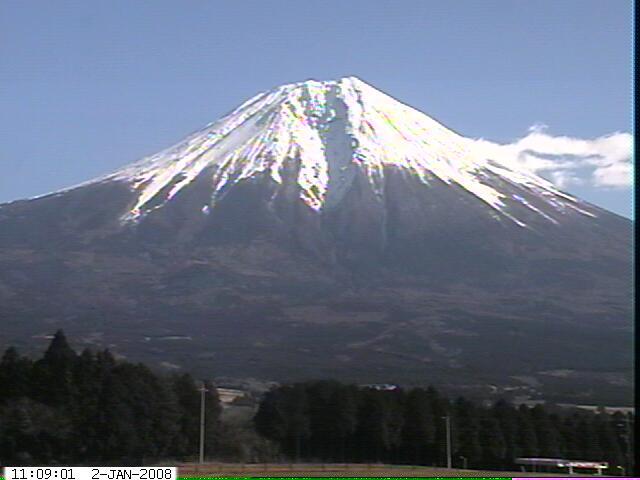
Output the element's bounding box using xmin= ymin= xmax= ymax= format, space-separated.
xmin=0 ymin=330 xmax=222 ymax=465
xmin=254 ymin=380 xmax=634 ymax=473
xmin=0 ymin=331 xmax=634 ymax=473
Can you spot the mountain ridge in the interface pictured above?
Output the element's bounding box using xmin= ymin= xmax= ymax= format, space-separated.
xmin=6 ymin=76 xmax=596 ymax=227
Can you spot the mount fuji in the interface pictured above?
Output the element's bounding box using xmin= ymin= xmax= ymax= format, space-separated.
xmin=0 ymin=77 xmax=632 ymax=404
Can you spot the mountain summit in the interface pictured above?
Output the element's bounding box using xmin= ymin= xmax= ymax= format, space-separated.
xmin=0 ymin=77 xmax=631 ymax=405
xmin=90 ymin=76 xmax=589 ymax=227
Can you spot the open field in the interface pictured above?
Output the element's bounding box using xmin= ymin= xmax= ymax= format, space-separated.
xmin=177 ymin=463 xmax=575 ymax=477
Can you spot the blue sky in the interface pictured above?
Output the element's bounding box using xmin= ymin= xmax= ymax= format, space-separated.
xmin=0 ymin=0 xmax=633 ymax=217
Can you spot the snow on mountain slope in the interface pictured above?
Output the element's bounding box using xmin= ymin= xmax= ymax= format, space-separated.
xmin=88 ymin=76 xmax=596 ymax=226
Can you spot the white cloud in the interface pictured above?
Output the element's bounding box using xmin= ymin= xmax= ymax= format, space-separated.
xmin=527 ymin=122 xmax=549 ymax=134
xmin=549 ymin=170 xmax=584 ymax=189
xmin=592 ymin=161 xmax=632 ymax=187
xmin=469 ymin=128 xmax=633 ymax=189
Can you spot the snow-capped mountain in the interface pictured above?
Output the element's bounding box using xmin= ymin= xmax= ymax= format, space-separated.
xmin=0 ymin=77 xmax=632 ymax=405
xmin=77 ymin=76 xmax=591 ymax=227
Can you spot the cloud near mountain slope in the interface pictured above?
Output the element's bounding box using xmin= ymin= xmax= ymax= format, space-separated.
xmin=469 ymin=126 xmax=632 ymax=189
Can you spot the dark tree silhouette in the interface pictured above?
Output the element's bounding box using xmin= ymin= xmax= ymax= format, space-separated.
xmin=0 ymin=333 xmax=221 ymax=465
xmin=0 ymin=332 xmax=632 ymax=472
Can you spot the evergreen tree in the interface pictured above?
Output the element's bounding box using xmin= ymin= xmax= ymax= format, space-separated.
xmin=330 ymin=383 xmax=359 ymax=461
xmin=32 ymin=330 xmax=77 ymax=407
xmin=479 ymin=415 xmax=507 ymax=468
xmin=69 ymin=348 xmax=101 ymax=460
xmin=596 ymin=413 xmax=624 ymax=468
xmin=453 ymin=398 xmax=482 ymax=468
xmin=254 ymin=384 xmax=310 ymax=461
xmin=560 ymin=413 xmax=585 ymax=459
xmin=254 ymin=388 xmax=288 ymax=448
xmin=492 ymin=399 xmax=521 ymax=468
xmin=0 ymin=333 xmax=225 ymax=465
xmin=576 ymin=414 xmax=603 ymax=460
xmin=43 ymin=330 xmax=77 ymax=366
xmin=252 ymin=385 xmax=630 ymax=471
xmin=0 ymin=398 xmax=71 ymax=464
xmin=0 ymin=331 xmax=631 ymax=469
xmin=531 ymin=405 xmax=563 ymax=458
xmin=96 ymin=364 xmax=139 ymax=461
xmin=355 ymin=389 xmax=389 ymax=462
xmin=305 ymin=381 xmax=357 ymax=460
xmin=0 ymin=347 xmax=33 ymax=402
xmin=171 ymin=373 xmax=201 ymax=456
xmin=400 ymin=388 xmax=436 ymax=465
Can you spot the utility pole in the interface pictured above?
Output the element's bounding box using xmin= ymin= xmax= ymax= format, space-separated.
xmin=199 ymin=382 xmax=208 ymax=464
xmin=624 ymin=413 xmax=633 ymax=475
xmin=443 ymin=415 xmax=452 ymax=469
